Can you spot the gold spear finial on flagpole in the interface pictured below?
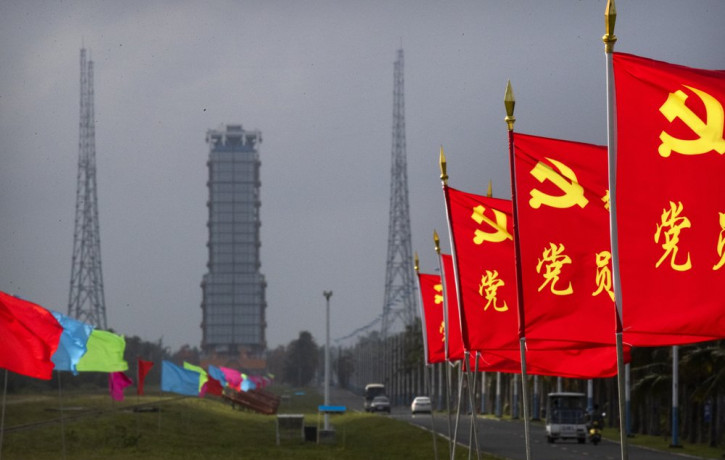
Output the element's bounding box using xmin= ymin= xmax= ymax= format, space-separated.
xmin=414 ymin=251 xmax=419 ymax=273
xmin=433 ymin=230 xmax=440 ymax=255
xmin=439 ymin=146 xmax=448 ymax=185
xmin=505 ymin=80 xmax=516 ymax=132
xmin=487 ymin=180 xmax=493 ymax=198
xmin=603 ymin=0 xmax=617 ymax=53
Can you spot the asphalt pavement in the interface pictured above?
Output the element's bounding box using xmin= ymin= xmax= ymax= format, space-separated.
xmin=326 ymin=386 xmax=710 ymax=460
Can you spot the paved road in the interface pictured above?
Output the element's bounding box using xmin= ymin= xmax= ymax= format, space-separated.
xmin=328 ymin=386 xmax=706 ymax=460
xmin=402 ymin=411 xmax=703 ymax=460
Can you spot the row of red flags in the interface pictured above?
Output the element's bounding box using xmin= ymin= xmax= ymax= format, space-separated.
xmin=417 ymin=52 xmax=724 ymax=378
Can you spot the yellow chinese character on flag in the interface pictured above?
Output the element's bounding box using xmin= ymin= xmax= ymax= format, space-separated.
xmin=655 ymin=201 xmax=692 ymax=271
xmin=478 ymin=270 xmax=509 ymax=312
xmin=714 ymin=212 xmax=725 ymax=270
xmin=434 ymin=283 xmax=443 ymax=305
xmin=536 ymin=242 xmax=573 ymax=295
xmin=592 ymin=251 xmax=614 ymax=301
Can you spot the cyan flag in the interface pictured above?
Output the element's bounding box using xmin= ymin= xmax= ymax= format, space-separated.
xmin=161 ymin=361 xmax=201 ymax=397
xmin=208 ymin=365 xmax=227 ymax=388
xmin=51 ymin=311 xmax=94 ymax=375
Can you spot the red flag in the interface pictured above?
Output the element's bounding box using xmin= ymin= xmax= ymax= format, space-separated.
xmin=109 ymin=372 xmax=134 ymax=401
xmin=137 ymin=358 xmax=154 ymax=395
xmin=442 ymin=186 xmax=628 ymax=377
xmin=443 ymin=187 xmax=519 ymax=353
xmin=203 ymin=376 xmax=224 ymax=396
xmin=613 ymin=52 xmax=725 ymax=345
xmin=512 ymin=133 xmax=616 ymax=347
xmin=416 ymin=272 xmax=446 ymax=364
xmin=0 ymin=291 xmax=63 ymax=380
xmin=440 ymin=253 xmax=466 ymax=362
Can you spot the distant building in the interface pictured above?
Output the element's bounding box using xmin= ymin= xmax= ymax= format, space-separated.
xmin=201 ymin=124 xmax=266 ymax=357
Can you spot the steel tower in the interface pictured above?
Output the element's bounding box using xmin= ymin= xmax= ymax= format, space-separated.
xmin=68 ymin=48 xmax=107 ymax=329
xmin=381 ymin=49 xmax=417 ymax=338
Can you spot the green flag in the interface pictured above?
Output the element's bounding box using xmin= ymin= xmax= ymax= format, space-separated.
xmin=76 ymin=329 xmax=128 ymax=372
xmin=183 ymin=362 xmax=209 ymax=392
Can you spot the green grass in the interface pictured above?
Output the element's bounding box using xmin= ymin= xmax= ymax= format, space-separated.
xmin=1 ymin=387 xmax=481 ymax=460
xmin=602 ymin=427 xmax=725 ymax=460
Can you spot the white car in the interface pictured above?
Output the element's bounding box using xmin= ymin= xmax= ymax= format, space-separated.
xmin=411 ymin=396 xmax=432 ymax=414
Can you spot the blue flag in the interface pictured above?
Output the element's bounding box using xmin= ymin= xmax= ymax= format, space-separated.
xmin=161 ymin=361 xmax=201 ymax=396
xmin=208 ymin=365 xmax=227 ymax=388
xmin=51 ymin=311 xmax=94 ymax=375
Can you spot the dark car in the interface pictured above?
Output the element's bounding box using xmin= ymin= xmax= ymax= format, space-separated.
xmin=370 ymin=395 xmax=391 ymax=413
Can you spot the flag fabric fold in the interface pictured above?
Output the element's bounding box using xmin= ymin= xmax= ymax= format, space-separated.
xmin=512 ymin=133 xmax=617 ymax=347
xmin=109 ymin=372 xmax=134 ymax=401
xmin=203 ymin=376 xmax=224 ymax=396
xmin=443 ymin=187 xmax=519 ymax=353
xmin=208 ymin=365 xmax=227 ymax=388
xmin=416 ymin=271 xmax=446 ymax=364
xmin=613 ymin=52 xmax=725 ymax=346
xmin=220 ymin=366 xmax=242 ymax=391
xmin=440 ymin=253 xmax=466 ymax=362
xmin=161 ymin=360 xmax=201 ymax=396
xmin=0 ymin=291 xmax=63 ymax=380
xmin=51 ymin=311 xmax=95 ymax=375
xmin=183 ymin=362 xmax=209 ymax=396
xmin=137 ymin=359 xmax=154 ymax=395
xmin=76 ymin=329 xmax=128 ymax=372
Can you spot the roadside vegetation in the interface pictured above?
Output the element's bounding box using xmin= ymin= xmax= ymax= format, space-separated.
xmin=1 ymin=386 xmax=476 ymax=460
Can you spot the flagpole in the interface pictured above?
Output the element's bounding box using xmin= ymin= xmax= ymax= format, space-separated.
xmin=603 ymin=2 xmax=629 ymax=460
xmin=504 ymin=80 xmax=532 ymax=460
xmin=434 ymin=228 xmax=454 ymax=460
xmin=468 ymin=354 xmax=481 ymax=459
xmin=414 ymin=252 xmax=440 ymax=460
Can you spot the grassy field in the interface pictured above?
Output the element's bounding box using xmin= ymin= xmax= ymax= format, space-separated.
xmin=0 ymin=387 xmax=478 ymax=460
xmin=601 ymin=427 xmax=725 ymax=460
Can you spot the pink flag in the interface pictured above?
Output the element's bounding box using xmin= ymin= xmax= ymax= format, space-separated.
xmin=220 ymin=366 xmax=242 ymax=390
xmin=109 ymin=372 xmax=134 ymax=401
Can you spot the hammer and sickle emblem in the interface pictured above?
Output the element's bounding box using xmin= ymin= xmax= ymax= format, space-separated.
xmin=529 ymin=158 xmax=589 ymax=209
xmin=471 ymin=205 xmax=513 ymax=244
xmin=658 ymin=85 xmax=725 ymax=157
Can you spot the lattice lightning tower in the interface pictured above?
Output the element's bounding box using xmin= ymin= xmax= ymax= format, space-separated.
xmin=68 ymin=48 xmax=107 ymax=329
xmin=381 ymin=48 xmax=417 ymax=339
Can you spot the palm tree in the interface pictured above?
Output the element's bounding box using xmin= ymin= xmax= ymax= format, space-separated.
xmin=680 ymin=341 xmax=725 ymax=447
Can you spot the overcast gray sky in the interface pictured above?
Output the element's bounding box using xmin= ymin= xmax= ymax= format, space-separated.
xmin=1 ymin=1 xmax=723 ymax=352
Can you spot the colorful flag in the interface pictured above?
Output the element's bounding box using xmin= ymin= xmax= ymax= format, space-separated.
xmin=613 ymin=52 xmax=725 ymax=345
xmin=184 ymin=362 xmax=209 ymax=396
xmin=51 ymin=311 xmax=94 ymax=375
xmin=443 ymin=187 xmax=519 ymax=353
xmin=76 ymin=329 xmax=128 ymax=372
xmin=161 ymin=360 xmax=201 ymax=396
xmin=203 ymin=376 xmax=224 ymax=396
xmin=109 ymin=372 xmax=134 ymax=401
xmin=512 ymin=133 xmax=617 ymax=347
xmin=242 ymin=377 xmax=256 ymax=392
xmin=208 ymin=365 xmax=227 ymax=388
xmin=0 ymin=292 xmax=63 ymax=380
xmin=220 ymin=366 xmax=242 ymax=391
xmin=440 ymin=253 xmax=465 ymax=361
xmin=416 ymin=271 xmax=446 ymax=364
xmin=137 ymin=359 xmax=154 ymax=395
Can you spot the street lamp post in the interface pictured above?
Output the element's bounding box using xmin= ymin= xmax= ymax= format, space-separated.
xmin=323 ymin=290 xmax=333 ymax=431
